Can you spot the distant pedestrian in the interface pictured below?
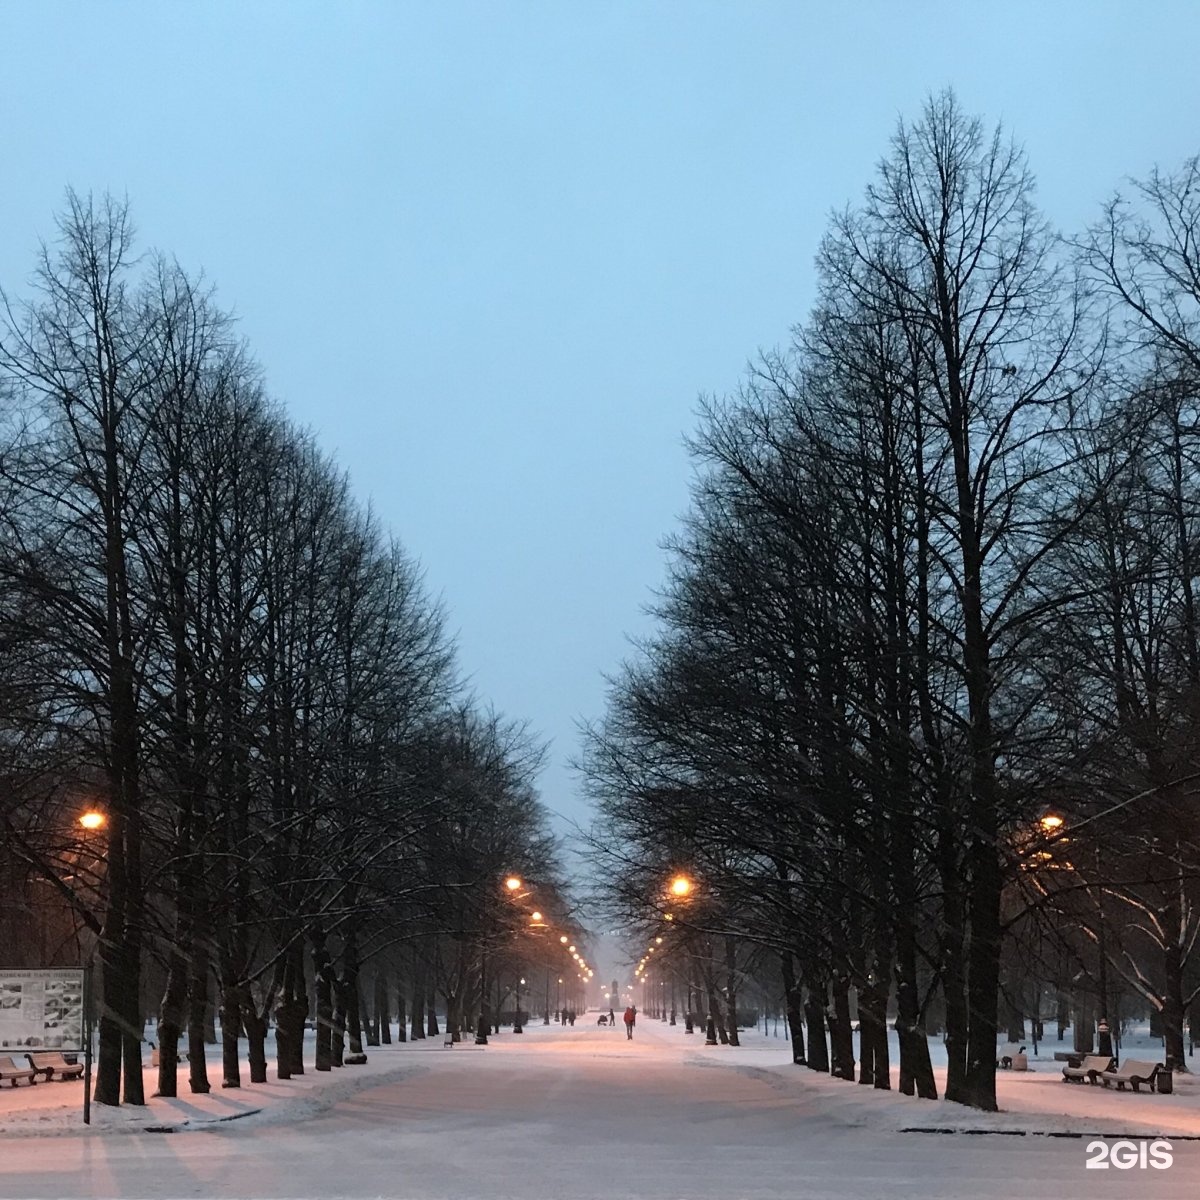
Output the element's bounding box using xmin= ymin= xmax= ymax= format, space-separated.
xmin=608 ymin=1008 xmax=615 ymax=1028
xmin=623 ymin=1005 xmax=636 ymax=1039
xmin=568 ymin=1010 xmax=575 ymax=1026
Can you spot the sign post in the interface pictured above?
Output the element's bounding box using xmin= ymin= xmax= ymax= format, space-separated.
xmin=82 ymin=966 xmax=93 ymax=1125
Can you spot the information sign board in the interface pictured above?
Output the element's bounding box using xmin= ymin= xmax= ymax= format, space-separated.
xmin=0 ymin=968 xmax=86 ymax=1052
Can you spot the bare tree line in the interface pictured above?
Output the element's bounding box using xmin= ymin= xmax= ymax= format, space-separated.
xmin=0 ymin=192 xmax=571 ymax=1106
xmin=582 ymin=91 xmax=1200 ymax=1111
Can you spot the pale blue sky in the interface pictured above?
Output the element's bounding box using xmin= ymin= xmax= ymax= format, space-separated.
xmin=3 ymin=1 xmax=1198 ymax=840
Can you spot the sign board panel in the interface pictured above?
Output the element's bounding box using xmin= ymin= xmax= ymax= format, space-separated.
xmin=0 ymin=968 xmax=85 ymax=1052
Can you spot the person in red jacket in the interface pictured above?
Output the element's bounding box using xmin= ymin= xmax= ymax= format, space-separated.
xmin=623 ymin=1006 xmax=636 ymax=1039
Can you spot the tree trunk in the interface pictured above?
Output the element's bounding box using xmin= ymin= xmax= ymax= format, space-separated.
xmin=724 ymin=938 xmax=740 ymax=1047
xmin=804 ymin=982 xmax=829 ymax=1073
xmin=311 ymin=931 xmax=335 ymax=1071
xmin=219 ymin=980 xmax=242 ymax=1088
xmin=426 ymin=977 xmax=439 ymax=1037
xmin=244 ymin=1003 xmax=269 ymax=1084
xmin=156 ymin=949 xmax=187 ymax=1098
xmin=780 ymin=952 xmax=806 ymax=1064
xmin=392 ymin=976 xmax=405 ymax=1043
xmin=830 ymin=974 xmax=855 ymax=1081
xmin=409 ymin=962 xmax=425 ymax=1040
xmin=187 ymin=940 xmax=211 ymax=1094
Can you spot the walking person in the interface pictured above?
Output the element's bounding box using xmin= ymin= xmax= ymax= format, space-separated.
xmin=623 ymin=1005 xmax=636 ymax=1040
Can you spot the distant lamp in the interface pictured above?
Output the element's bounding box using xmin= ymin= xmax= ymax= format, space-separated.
xmin=79 ymin=811 xmax=106 ymax=831
xmin=559 ymin=935 xmax=568 ymax=944
xmin=505 ymin=876 xmax=523 ymax=891
xmin=1040 ymin=814 xmax=1064 ymax=832
xmin=530 ymin=911 xmax=544 ymax=923
xmin=670 ymin=875 xmax=692 ymax=897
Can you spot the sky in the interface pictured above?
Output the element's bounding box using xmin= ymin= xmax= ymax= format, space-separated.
xmin=2 ymin=1 xmax=1199 ymax=852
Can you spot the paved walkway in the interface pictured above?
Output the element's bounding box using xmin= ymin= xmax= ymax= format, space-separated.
xmin=2 ymin=1021 xmax=1197 ymax=1198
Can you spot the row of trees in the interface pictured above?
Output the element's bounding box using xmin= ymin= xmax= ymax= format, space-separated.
xmin=0 ymin=193 xmax=573 ymax=1105
xmin=584 ymin=92 xmax=1200 ymax=1111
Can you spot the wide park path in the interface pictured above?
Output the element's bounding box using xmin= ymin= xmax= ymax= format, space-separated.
xmin=2 ymin=1020 xmax=1198 ymax=1199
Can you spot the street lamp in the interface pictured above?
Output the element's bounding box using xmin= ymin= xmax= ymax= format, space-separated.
xmin=670 ymin=875 xmax=692 ymax=897
xmin=78 ymin=810 xmax=106 ymax=831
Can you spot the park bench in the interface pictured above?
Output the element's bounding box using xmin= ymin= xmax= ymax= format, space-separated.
xmin=1061 ymin=1054 xmax=1114 ymax=1084
xmin=996 ymin=1042 xmax=1027 ymax=1069
xmin=0 ymin=1055 xmax=38 ymax=1086
xmin=26 ymin=1052 xmax=84 ymax=1082
xmin=1098 ymin=1059 xmax=1164 ymax=1093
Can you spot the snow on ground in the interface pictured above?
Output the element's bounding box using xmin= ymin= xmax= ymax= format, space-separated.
xmin=720 ymin=1020 xmax=1200 ymax=1138
xmin=0 ymin=1018 xmax=1197 ymax=1198
xmin=0 ymin=1029 xmax=428 ymax=1137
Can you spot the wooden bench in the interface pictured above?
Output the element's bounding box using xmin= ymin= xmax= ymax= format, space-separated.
xmin=26 ymin=1052 xmax=83 ymax=1082
xmin=1098 ymin=1059 xmax=1164 ymax=1093
xmin=0 ymin=1055 xmax=38 ymax=1087
xmin=997 ymin=1042 xmax=1027 ymax=1069
xmin=1062 ymin=1054 xmax=1113 ymax=1084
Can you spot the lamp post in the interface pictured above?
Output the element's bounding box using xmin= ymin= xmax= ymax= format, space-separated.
xmin=514 ymin=978 xmax=525 ymax=1034
xmin=1037 ymin=813 xmax=1112 ymax=1057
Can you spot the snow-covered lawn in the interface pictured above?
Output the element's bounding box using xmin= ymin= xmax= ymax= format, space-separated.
xmin=1 ymin=1019 xmax=1197 ymax=1198
xmin=711 ymin=1022 xmax=1200 ymax=1138
xmin=0 ymin=1029 xmax=429 ymax=1136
